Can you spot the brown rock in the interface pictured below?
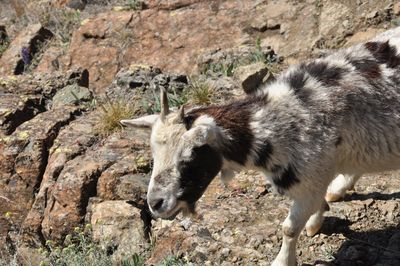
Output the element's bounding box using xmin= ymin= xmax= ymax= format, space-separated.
xmin=0 ymin=69 xmax=88 ymax=96
xmin=345 ymin=28 xmax=385 ymax=47
xmin=0 ymin=94 xmax=45 ymax=135
xmin=0 ymin=24 xmax=53 ymax=75
xmin=97 ymin=152 xmax=151 ymax=204
xmin=0 ymin=106 xmax=80 ymax=248
xmin=394 ymin=3 xmax=400 ymax=15
xmin=35 ymin=46 xmax=63 ymax=73
xmin=41 ymin=127 xmax=150 ymax=242
xmin=319 ymin=2 xmax=350 ymax=36
xmin=234 ymin=62 xmax=269 ymax=94
xmin=90 ymin=200 xmax=147 ymax=258
xmin=67 ymin=1 xmax=259 ymax=92
xmin=146 ymin=0 xmax=203 ymax=10
xmin=21 ymin=111 xmax=99 ymax=246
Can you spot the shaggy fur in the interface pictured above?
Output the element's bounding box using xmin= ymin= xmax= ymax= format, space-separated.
xmin=122 ymin=28 xmax=400 ymax=266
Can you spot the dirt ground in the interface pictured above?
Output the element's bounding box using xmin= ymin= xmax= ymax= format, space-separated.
xmin=151 ymin=170 xmax=400 ymax=266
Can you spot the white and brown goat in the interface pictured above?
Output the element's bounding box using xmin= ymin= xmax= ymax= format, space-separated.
xmin=122 ymin=29 xmax=400 ymax=265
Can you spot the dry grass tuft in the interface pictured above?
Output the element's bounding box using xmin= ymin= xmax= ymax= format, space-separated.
xmin=95 ymin=96 xmax=138 ymax=137
xmin=186 ymin=78 xmax=216 ymax=105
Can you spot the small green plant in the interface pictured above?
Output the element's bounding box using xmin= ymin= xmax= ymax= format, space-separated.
xmin=121 ymin=253 xmax=145 ymax=266
xmin=321 ymin=244 xmax=335 ymax=261
xmin=202 ymin=37 xmax=282 ymax=78
xmin=23 ymin=5 xmax=81 ymax=47
xmin=126 ymin=0 xmax=143 ymax=11
xmin=95 ymin=96 xmax=139 ymax=136
xmin=202 ymin=61 xmax=236 ymax=77
xmin=186 ymin=78 xmax=216 ymax=105
xmin=37 ymin=224 xmax=148 ymax=266
xmin=0 ymin=38 xmax=10 ymax=57
xmin=49 ymin=9 xmax=81 ymax=45
xmin=156 ymin=255 xmax=191 ymax=266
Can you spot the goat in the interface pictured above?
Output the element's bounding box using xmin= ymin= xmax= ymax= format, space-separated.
xmin=121 ymin=28 xmax=400 ymax=265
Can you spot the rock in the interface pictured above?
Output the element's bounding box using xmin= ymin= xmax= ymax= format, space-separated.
xmin=40 ymin=127 xmax=150 ymax=242
xmin=0 ymin=69 xmax=88 ymax=96
xmin=52 ymin=84 xmax=93 ymax=109
xmin=68 ymin=1 xmax=262 ymax=92
xmin=35 ymin=46 xmax=63 ymax=73
xmin=394 ymin=3 xmax=400 ymax=15
xmin=0 ymin=25 xmax=7 ymax=45
xmin=0 ymin=106 xmax=81 ymax=246
xmin=146 ymin=0 xmax=199 ymax=10
xmin=379 ymin=201 xmax=398 ymax=220
xmin=366 ymin=11 xmax=379 ymax=19
xmin=97 ymin=152 xmax=151 ymax=204
xmin=250 ymin=17 xmax=268 ymax=32
xmin=221 ymin=247 xmax=231 ymax=257
xmin=0 ymin=24 xmax=53 ymax=75
xmin=319 ymin=2 xmax=350 ymax=36
xmin=345 ymin=28 xmax=385 ymax=47
xmin=234 ymin=62 xmax=269 ymax=94
xmin=267 ymin=19 xmax=281 ymax=30
xmin=66 ymin=0 xmax=86 ymax=10
xmin=106 ymin=65 xmax=188 ymax=115
xmin=90 ymin=200 xmax=146 ymax=258
xmin=250 ymin=17 xmax=280 ymax=32
xmin=21 ymin=111 xmax=100 ymax=246
xmin=0 ymin=94 xmax=45 ymax=135
xmin=68 ymin=11 xmax=132 ymax=93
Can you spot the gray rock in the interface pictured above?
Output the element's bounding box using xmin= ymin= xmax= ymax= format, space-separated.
xmin=66 ymin=0 xmax=87 ymax=10
xmin=52 ymin=84 xmax=93 ymax=109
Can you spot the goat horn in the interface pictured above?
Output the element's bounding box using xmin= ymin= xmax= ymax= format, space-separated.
xmin=160 ymin=85 xmax=169 ymax=120
xmin=179 ymin=105 xmax=185 ymax=122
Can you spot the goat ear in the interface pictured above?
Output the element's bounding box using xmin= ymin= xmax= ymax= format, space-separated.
xmin=182 ymin=124 xmax=217 ymax=146
xmin=120 ymin=114 xmax=159 ymax=128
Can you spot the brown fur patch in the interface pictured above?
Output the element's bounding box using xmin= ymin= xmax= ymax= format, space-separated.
xmin=349 ymin=58 xmax=381 ymax=80
xmin=186 ymin=96 xmax=266 ymax=165
xmin=365 ymin=41 xmax=400 ymax=68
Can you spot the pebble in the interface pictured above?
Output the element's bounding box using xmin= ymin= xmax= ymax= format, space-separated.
xmin=221 ymin=248 xmax=231 ymax=257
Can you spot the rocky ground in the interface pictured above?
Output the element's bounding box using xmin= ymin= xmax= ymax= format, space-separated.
xmin=1 ymin=0 xmax=400 ymax=265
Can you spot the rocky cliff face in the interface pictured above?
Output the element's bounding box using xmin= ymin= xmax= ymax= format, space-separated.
xmin=1 ymin=0 xmax=400 ymax=265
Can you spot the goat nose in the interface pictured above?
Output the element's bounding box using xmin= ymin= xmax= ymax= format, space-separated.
xmin=149 ymin=198 xmax=164 ymax=212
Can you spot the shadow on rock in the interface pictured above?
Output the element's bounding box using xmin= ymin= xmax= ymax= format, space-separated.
xmin=314 ymin=216 xmax=400 ymax=266
xmin=343 ymin=192 xmax=400 ymax=202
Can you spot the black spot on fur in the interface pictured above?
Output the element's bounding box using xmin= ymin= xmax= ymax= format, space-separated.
xmin=271 ymin=164 xmax=300 ymax=190
xmin=177 ymin=145 xmax=222 ymax=204
xmin=254 ymin=140 xmax=274 ymax=167
xmin=183 ymin=114 xmax=197 ymax=130
xmin=365 ymin=41 xmax=400 ymax=68
xmin=287 ymin=62 xmax=345 ymax=104
xmin=287 ymin=70 xmax=306 ymax=91
xmin=187 ymin=96 xmax=266 ymax=165
xmin=335 ymin=136 xmax=343 ymax=147
xmin=348 ymin=58 xmax=381 ymax=80
xmin=302 ymin=62 xmax=345 ymax=87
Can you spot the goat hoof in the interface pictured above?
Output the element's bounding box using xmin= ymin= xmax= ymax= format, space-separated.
xmin=325 ymin=192 xmax=343 ymax=202
xmin=306 ymin=223 xmax=322 ymax=237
